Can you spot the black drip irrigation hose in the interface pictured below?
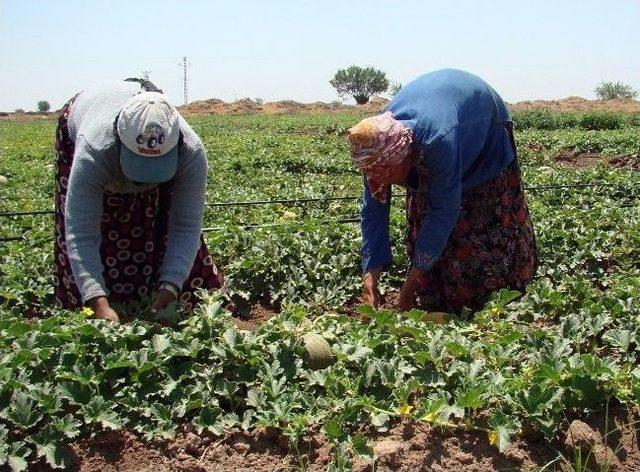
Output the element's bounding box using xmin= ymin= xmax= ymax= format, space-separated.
xmin=2 ymin=200 xmax=639 ymax=243
xmin=1 ymin=181 xmax=640 ymax=219
xmin=0 ymin=236 xmax=23 ymax=242
xmin=201 ymin=217 xmax=361 ymax=232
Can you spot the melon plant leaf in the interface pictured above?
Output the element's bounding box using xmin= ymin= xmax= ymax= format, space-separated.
xmin=222 ymin=327 xmax=238 ymax=348
xmin=57 ymin=381 xmax=93 ymax=405
xmin=488 ymin=411 xmax=518 ymax=452
xmin=455 ymin=387 xmax=486 ymax=410
xmin=52 ymin=414 xmax=82 ymax=439
xmin=81 ymin=397 xmax=124 ymax=430
xmin=4 ymin=391 xmax=42 ymax=429
xmin=351 ymin=434 xmax=373 ymax=458
xmin=370 ymin=412 xmax=390 ymax=432
xmin=602 ymin=329 xmax=632 ymax=352
xmin=193 ymin=406 xmax=224 ymax=435
xmin=152 ymin=334 xmax=171 ymax=354
xmin=438 ymin=404 xmax=465 ymax=423
xmin=492 ymin=426 xmax=513 ymax=453
xmin=324 ymin=419 xmax=345 ymax=440
xmin=6 ymin=441 xmax=30 ymax=472
xmin=30 ymin=426 xmax=71 ymax=470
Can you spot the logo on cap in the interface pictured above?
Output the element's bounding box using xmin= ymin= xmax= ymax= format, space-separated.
xmin=135 ymin=124 xmax=165 ymax=156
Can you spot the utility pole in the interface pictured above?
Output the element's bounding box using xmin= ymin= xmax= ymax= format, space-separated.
xmin=180 ymin=57 xmax=189 ymax=104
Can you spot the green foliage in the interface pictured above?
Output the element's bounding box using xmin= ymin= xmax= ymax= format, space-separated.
xmin=595 ymin=81 xmax=638 ymax=101
xmin=36 ymin=101 xmax=50 ymax=113
xmin=330 ymin=66 xmax=389 ymax=104
xmin=389 ymin=81 xmax=403 ymax=97
xmin=579 ymin=112 xmax=625 ymax=131
xmin=1 ymin=112 xmax=640 ymax=469
xmin=513 ymin=109 xmax=579 ymax=130
xmin=512 ymin=109 xmax=633 ymax=131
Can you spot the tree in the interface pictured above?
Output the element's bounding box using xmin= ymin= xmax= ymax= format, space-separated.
xmin=330 ymin=66 xmax=389 ymax=105
xmin=595 ymin=81 xmax=638 ymax=101
xmin=37 ymin=100 xmax=51 ymax=113
xmin=390 ymin=81 xmax=403 ymax=97
xmin=14 ymin=108 xmax=25 ymax=114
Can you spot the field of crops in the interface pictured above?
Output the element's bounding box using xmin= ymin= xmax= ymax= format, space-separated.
xmin=1 ymin=110 xmax=639 ymax=471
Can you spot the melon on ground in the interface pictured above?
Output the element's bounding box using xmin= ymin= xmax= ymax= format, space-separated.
xmin=421 ymin=312 xmax=451 ymax=324
xmin=302 ymin=332 xmax=335 ymax=370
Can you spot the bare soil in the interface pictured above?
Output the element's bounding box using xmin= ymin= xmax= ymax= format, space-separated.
xmin=555 ymin=151 xmax=640 ymax=170
xmin=232 ymin=300 xmax=279 ymax=331
xmin=28 ymin=403 xmax=639 ymax=472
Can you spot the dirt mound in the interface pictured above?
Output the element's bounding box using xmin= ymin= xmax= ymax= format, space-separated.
xmin=178 ymin=95 xmax=640 ymax=116
xmin=177 ymin=97 xmax=389 ymax=116
xmin=0 ymin=112 xmax=53 ymax=121
xmin=510 ymin=96 xmax=640 ymax=113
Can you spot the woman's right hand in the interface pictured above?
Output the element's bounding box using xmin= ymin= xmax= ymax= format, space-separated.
xmin=88 ymin=296 xmax=120 ymax=323
xmin=363 ymin=269 xmax=381 ymax=308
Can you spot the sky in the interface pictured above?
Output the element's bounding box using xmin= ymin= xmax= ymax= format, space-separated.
xmin=0 ymin=0 xmax=639 ymax=111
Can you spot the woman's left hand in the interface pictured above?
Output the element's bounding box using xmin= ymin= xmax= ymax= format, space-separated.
xmin=397 ymin=267 xmax=423 ymax=311
xmin=151 ymin=289 xmax=178 ymax=314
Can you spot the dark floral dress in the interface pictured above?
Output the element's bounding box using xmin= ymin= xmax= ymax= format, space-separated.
xmin=405 ymin=124 xmax=538 ymax=312
xmin=53 ymin=88 xmax=224 ymax=311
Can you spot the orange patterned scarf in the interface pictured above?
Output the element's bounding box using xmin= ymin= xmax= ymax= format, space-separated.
xmin=347 ymin=111 xmax=412 ymax=203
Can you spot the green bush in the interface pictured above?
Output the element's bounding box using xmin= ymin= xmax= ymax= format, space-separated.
xmin=579 ymin=112 xmax=624 ymax=131
xmin=513 ymin=110 xmax=631 ymax=131
xmin=628 ymin=113 xmax=640 ymax=127
xmin=513 ymin=110 xmax=579 ymax=130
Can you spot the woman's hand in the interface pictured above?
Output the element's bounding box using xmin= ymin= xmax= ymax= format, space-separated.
xmin=363 ymin=269 xmax=381 ymax=308
xmin=397 ymin=267 xmax=423 ymax=311
xmin=151 ymin=288 xmax=178 ymax=314
xmin=88 ymin=296 xmax=120 ymax=323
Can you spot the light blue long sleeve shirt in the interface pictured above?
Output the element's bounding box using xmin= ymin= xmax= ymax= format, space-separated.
xmin=65 ymin=81 xmax=208 ymax=303
xmin=361 ymin=69 xmax=515 ymax=273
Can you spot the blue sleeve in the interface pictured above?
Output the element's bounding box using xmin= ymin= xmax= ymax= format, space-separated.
xmin=360 ymin=177 xmax=392 ymax=273
xmin=412 ymin=127 xmax=462 ymax=271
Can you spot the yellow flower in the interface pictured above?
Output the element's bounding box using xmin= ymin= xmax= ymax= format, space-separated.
xmin=488 ymin=430 xmax=499 ymax=447
xmin=398 ymin=404 xmax=413 ymax=416
xmin=422 ymin=411 xmax=437 ymax=423
xmin=81 ymin=306 xmax=94 ymax=318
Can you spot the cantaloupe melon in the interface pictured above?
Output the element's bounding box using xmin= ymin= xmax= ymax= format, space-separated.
xmin=421 ymin=312 xmax=451 ymax=324
xmin=302 ymin=332 xmax=335 ymax=370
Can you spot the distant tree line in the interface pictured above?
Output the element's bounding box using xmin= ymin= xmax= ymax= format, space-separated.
xmin=330 ymin=67 xmax=638 ymax=105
